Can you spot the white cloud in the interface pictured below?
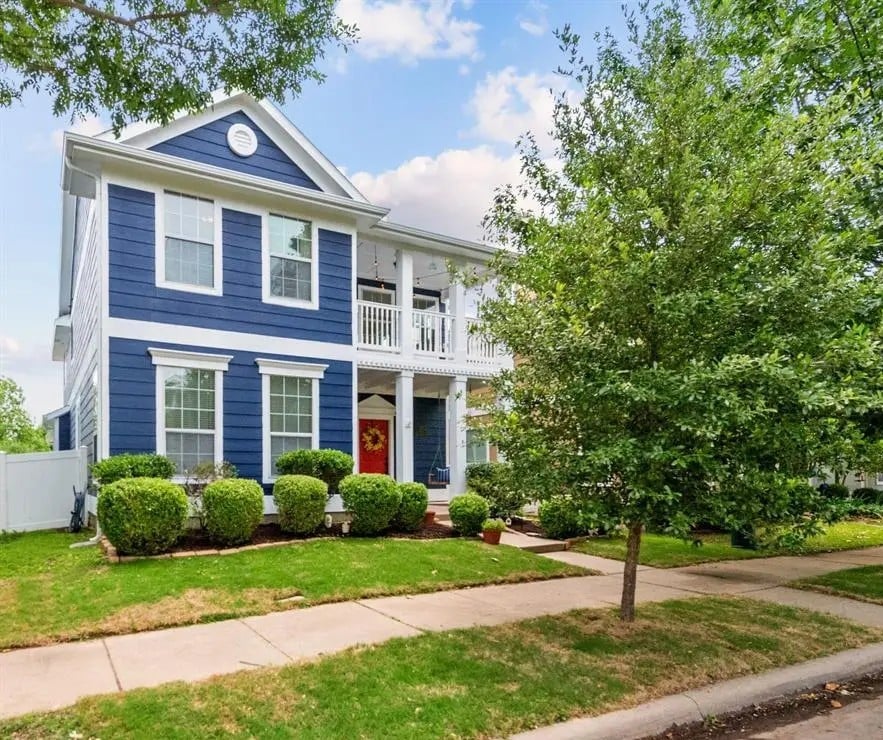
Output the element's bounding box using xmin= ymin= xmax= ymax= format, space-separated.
xmin=351 ymin=147 xmax=521 ymax=240
xmin=518 ymin=0 xmax=548 ymax=36
xmin=338 ymin=0 xmax=481 ymax=63
xmin=48 ymin=115 xmax=107 ymax=152
xmin=466 ymin=66 xmax=567 ymax=152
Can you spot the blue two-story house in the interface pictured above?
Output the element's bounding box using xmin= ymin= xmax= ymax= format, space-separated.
xmin=47 ymin=92 xmax=509 ymax=512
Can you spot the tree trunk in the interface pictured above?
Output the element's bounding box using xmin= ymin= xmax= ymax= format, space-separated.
xmin=620 ymin=521 xmax=643 ymax=622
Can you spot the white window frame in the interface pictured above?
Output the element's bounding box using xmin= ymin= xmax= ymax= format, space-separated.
xmin=413 ymin=294 xmax=440 ymax=311
xmin=262 ymin=212 xmax=320 ymax=310
xmin=875 ymin=472 xmax=883 ymax=486
xmin=358 ymin=284 xmax=396 ymax=304
xmin=257 ymin=358 xmax=327 ymax=483
xmin=149 ymin=348 xmax=231 ymax=480
xmin=466 ymin=428 xmax=490 ymax=465
xmin=155 ymin=190 xmax=223 ymax=296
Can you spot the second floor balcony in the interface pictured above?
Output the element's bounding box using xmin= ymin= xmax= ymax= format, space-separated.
xmin=355 ymin=239 xmax=503 ymax=366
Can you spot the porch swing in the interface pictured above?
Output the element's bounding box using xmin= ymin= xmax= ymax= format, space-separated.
xmin=426 ymin=390 xmax=450 ymax=488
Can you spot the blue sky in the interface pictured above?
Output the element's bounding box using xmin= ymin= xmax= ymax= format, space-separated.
xmin=0 ymin=0 xmax=629 ymax=418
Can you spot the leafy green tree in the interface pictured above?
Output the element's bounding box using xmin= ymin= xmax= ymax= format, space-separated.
xmin=477 ymin=5 xmax=883 ymax=621
xmin=0 ymin=377 xmax=50 ymax=453
xmin=0 ymin=0 xmax=355 ymax=129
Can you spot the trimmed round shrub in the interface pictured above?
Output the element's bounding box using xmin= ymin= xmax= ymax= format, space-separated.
xmin=273 ymin=475 xmax=328 ymax=535
xmin=91 ymin=453 xmax=175 ymax=484
xmin=339 ymin=474 xmax=401 ymax=535
xmin=449 ymin=493 xmax=490 ymax=536
xmin=466 ymin=462 xmax=527 ymax=518
xmin=819 ymin=482 xmax=850 ymax=500
xmin=275 ymin=449 xmax=354 ymax=494
xmin=852 ymin=487 xmax=882 ymax=504
xmin=538 ymin=496 xmax=584 ymax=540
xmin=202 ymin=478 xmax=264 ymax=546
xmin=393 ymin=482 xmax=429 ymax=532
xmin=97 ymin=477 xmax=188 ymax=555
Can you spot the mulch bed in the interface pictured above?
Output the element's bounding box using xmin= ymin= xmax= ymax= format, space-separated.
xmin=644 ymin=672 xmax=883 ymax=739
xmin=508 ymin=516 xmax=546 ymax=536
xmin=167 ymin=520 xmax=457 ymax=554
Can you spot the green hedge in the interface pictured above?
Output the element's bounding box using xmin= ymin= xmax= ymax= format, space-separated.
xmin=449 ymin=493 xmax=490 ymax=536
xmin=275 ymin=449 xmax=354 ymax=494
xmin=91 ymin=453 xmax=175 ymax=484
xmin=538 ymin=496 xmax=585 ymax=539
xmin=466 ymin=462 xmax=527 ymax=518
xmin=339 ymin=474 xmax=401 ymax=535
xmin=202 ymin=479 xmax=264 ymax=546
xmin=97 ymin=477 xmax=188 ymax=555
xmin=392 ymin=482 xmax=429 ymax=532
xmin=273 ymin=475 xmax=328 ymax=535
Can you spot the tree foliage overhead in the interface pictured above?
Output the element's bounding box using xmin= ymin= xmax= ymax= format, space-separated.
xmin=0 ymin=0 xmax=355 ymax=129
xmin=0 ymin=377 xmax=50 ymax=453
xmin=476 ymin=3 xmax=883 ymax=620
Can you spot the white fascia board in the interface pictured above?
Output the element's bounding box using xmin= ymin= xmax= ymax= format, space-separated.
xmin=65 ymin=134 xmax=388 ymax=229
xmin=369 ymin=221 xmax=500 ymax=262
xmin=97 ymin=91 xmax=367 ymax=202
xmin=148 ymin=347 xmax=233 ymax=371
xmin=255 ymin=358 xmax=327 ymax=378
xmin=58 ymin=193 xmax=76 ymax=316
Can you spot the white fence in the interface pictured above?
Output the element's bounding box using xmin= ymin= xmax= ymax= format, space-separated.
xmin=0 ymin=447 xmax=88 ymax=532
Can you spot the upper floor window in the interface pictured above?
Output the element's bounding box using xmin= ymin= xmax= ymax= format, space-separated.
xmin=157 ymin=191 xmax=221 ymax=295
xmin=263 ymin=214 xmax=318 ymax=309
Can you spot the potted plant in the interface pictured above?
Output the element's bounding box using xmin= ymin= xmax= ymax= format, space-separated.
xmin=482 ymin=518 xmax=507 ymax=545
xmin=423 ymin=509 xmax=436 ymax=526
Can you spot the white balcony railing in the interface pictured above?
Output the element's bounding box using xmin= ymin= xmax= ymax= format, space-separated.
xmin=357 ymin=300 xmax=401 ymax=352
xmin=466 ymin=318 xmax=498 ymax=363
xmin=413 ymin=310 xmax=454 ymax=357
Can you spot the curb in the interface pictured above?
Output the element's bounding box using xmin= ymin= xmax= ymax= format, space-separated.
xmin=510 ymin=642 xmax=883 ymax=740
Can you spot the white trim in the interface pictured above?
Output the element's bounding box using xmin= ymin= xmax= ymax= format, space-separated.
xmin=358 ymin=395 xmax=395 ymax=478
xmin=96 ymin=92 xmax=367 ymax=202
xmin=109 ymin=317 xmax=355 ymax=362
xmin=155 ymin=189 xmax=224 ymax=296
xmin=358 ymin=284 xmax=397 ymax=303
xmin=255 ymin=358 xmax=327 ymax=379
xmin=148 ymin=347 xmax=232 ymax=371
xmin=155 ymin=364 xmax=225 ymax=476
xmin=100 ymin=175 xmax=111 ymax=460
xmin=261 ymin=372 xmax=321 ymax=484
xmin=261 ymin=211 xmax=320 ymax=310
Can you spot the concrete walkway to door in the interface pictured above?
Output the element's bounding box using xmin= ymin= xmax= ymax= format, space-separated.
xmin=3 ymin=546 xmax=883 ymax=720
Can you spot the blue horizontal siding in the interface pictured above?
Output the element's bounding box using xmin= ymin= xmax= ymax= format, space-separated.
xmin=109 ymin=338 xmax=353 ymax=488
xmin=149 ymin=111 xmax=321 ymax=190
xmin=108 ymin=185 xmax=352 ymax=344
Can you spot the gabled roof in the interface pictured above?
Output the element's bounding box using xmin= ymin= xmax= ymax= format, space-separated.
xmin=96 ymin=91 xmax=367 ymax=202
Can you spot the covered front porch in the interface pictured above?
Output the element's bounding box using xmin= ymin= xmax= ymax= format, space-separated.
xmin=355 ymin=367 xmax=491 ymax=500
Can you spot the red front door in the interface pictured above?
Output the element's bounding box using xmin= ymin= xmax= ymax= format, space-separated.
xmin=359 ymin=418 xmax=390 ymax=474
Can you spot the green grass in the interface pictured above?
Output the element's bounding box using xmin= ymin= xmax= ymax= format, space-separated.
xmin=0 ymin=531 xmax=584 ymax=649
xmin=573 ymin=521 xmax=883 ymax=568
xmin=2 ymin=596 xmax=878 ymax=739
xmin=794 ymin=565 xmax=883 ymax=605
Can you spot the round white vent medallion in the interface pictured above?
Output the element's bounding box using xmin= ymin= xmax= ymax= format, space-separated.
xmin=226 ymin=123 xmax=258 ymax=157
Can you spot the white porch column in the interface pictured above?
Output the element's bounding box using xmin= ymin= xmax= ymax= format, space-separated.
xmin=450 ymin=279 xmax=468 ymax=364
xmin=447 ymin=375 xmax=468 ymax=495
xmin=395 ymin=370 xmax=415 ymax=482
xmin=397 ymin=250 xmax=414 ymax=358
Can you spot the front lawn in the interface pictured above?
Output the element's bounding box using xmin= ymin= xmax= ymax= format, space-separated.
xmin=2 ymin=596 xmax=878 ymax=739
xmin=0 ymin=531 xmax=584 ymax=649
xmin=794 ymin=565 xmax=883 ymax=605
xmin=574 ymin=521 xmax=883 ymax=568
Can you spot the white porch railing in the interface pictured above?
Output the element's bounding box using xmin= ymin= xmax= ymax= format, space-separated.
xmin=466 ymin=318 xmax=498 ymax=363
xmin=413 ymin=310 xmax=454 ymax=357
xmin=357 ymin=300 xmax=401 ymax=352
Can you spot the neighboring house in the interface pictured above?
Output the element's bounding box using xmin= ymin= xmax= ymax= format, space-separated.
xmin=44 ymin=92 xmax=510 ymax=509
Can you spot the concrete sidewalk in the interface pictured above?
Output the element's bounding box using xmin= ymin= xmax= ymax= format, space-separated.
xmin=3 ymin=546 xmax=883 ymax=720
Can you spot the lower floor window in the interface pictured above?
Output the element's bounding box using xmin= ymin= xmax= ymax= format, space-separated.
xmin=269 ymin=375 xmax=314 ymax=473
xmin=163 ymin=367 xmax=216 ymax=474
xmin=466 ymin=428 xmax=489 ymax=465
